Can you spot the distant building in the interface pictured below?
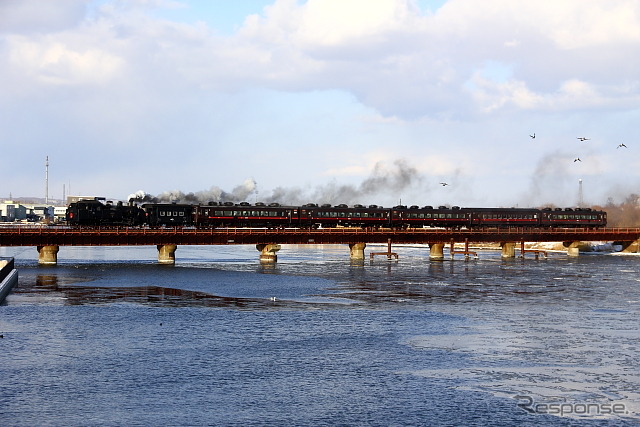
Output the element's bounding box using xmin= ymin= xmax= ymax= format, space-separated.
xmin=21 ymin=204 xmax=54 ymax=222
xmin=0 ymin=201 xmax=27 ymax=222
xmin=0 ymin=203 xmax=15 ymax=222
xmin=53 ymin=206 xmax=67 ymax=222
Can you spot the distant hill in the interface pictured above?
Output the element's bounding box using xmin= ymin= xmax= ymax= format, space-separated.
xmin=3 ymin=197 xmax=64 ymax=205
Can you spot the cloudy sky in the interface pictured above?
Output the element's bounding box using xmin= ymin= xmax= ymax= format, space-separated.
xmin=1 ymin=0 xmax=639 ymax=208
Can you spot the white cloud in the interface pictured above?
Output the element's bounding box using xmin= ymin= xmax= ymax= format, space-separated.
xmin=7 ymin=36 xmax=124 ymax=85
xmin=5 ymin=0 xmax=639 ymax=116
xmin=228 ymin=0 xmax=640 ymax=118
xmin=1 ymin=0 xmax=639 ymax=205
xmin=0 ymin=0 xmax=87 ymax=33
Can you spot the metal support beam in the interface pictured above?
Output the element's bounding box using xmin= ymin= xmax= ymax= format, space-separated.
xmin=449 ymin=239 xmax=477 ymax=260
xmin=370 ymin=239 xmax=398 ymax=260
xmin=519 ymin=241 xmax=547 ymax=259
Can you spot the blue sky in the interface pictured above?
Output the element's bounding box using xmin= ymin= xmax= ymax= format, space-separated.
xmin=1 ymin=0 xmax=639 ymax=208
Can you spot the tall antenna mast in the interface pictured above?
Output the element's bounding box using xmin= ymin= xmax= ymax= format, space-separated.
xmin=45 ymin=155 xmax=49 ymax=205
xmin=578 ymin=179 xmax=583 ymax=208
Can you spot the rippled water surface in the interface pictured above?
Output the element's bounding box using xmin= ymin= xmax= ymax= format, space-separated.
xmin=1 ymin=244 xmax=638 ymax=426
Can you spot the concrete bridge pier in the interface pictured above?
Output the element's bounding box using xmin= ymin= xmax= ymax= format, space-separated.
xmin=429 ymin=243 xmax=445 ymax=260
xmin=349 ymin=243 xmax=366 ymax=260
xmin=257 ymin=244 xmax=281 ymax=263
xmin=618 ymin=240 xmax=640 ymax=253
xmin=157 ymin=244 xmax=177 ymax=264
xmin=564 ymin=241 xmax=584 ymax=257
xmin=500 ymin=242 xmax=516 ymax=258
xmin=37 ymin=245 xmax=59 ymax=265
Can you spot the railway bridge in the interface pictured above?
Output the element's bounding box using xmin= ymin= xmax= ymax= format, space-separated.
xmin=2 ymin=226 xmax=640 ymax=264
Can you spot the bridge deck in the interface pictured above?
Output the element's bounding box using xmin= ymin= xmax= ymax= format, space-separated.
xmin=1 ymin=226 xmax=639 ymax=247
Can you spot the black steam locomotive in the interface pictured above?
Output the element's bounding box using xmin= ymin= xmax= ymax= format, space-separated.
xmin=66 ymin=198 xmax=607 ymax=229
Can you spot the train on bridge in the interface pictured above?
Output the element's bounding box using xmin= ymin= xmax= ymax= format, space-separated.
xmin=65 ymin=198 xmax=607 ymax=229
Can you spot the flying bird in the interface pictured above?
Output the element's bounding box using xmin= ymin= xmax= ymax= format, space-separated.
xmin=577 ymin=137 xmax=590 ymax=141
xmin=617 ymin=143 xmax=627 ymax=149
xmin=440 ymin=182 xmax=449 ymax=186
xmin=529 ymin=133 xmax=535 ymax=139
xmin=574 ymin=158 xmax=582 ymax=162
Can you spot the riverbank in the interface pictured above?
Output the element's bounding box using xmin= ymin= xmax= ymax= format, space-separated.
xmin=0 ymin=257 xmax=18 ymax=303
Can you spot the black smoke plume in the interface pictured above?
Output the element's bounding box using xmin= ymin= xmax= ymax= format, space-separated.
xmin=128 ymin=159 xmax=429 ymax=206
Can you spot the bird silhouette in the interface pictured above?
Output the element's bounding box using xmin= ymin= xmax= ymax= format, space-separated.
xmin=574 ymin=158 xmax=582 ymax=162
xmin=440 ymin=182 xmax=449 ymax=186
xmin=530 ymin=133 xmax=535 ymax=139
xmin=617 ymin=143 xmax=627 ymax=149
xmin=577 ymin=137 xmax=590 ymax=141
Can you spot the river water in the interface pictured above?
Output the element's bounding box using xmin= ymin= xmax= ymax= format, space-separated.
xmin=0 ymin=244 xmax=638 ymax=426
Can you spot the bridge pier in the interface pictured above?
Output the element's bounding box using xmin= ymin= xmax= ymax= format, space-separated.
xmin=429 ymin=243 xmax=445 ymax=260
xmin=37 ymin=245 xmax=59 ymax=265
xmin=500 ymin=242 xmax=516 ymax=258
xmin=618 ymin=239 xmax=640 ymax=253
xmin=257 ymin=244 xmax=281 ymax=263
xmin=157 ymin=244 xmax=177 ymax=264
xmin=349 ymin=243 xmax=366 ymax=260
xmin=564 ymin=241 xmax=585 ymax=257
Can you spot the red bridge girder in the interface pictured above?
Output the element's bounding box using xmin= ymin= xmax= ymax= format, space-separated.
xmin=1 ymin=226 xmax=639 ymax=247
